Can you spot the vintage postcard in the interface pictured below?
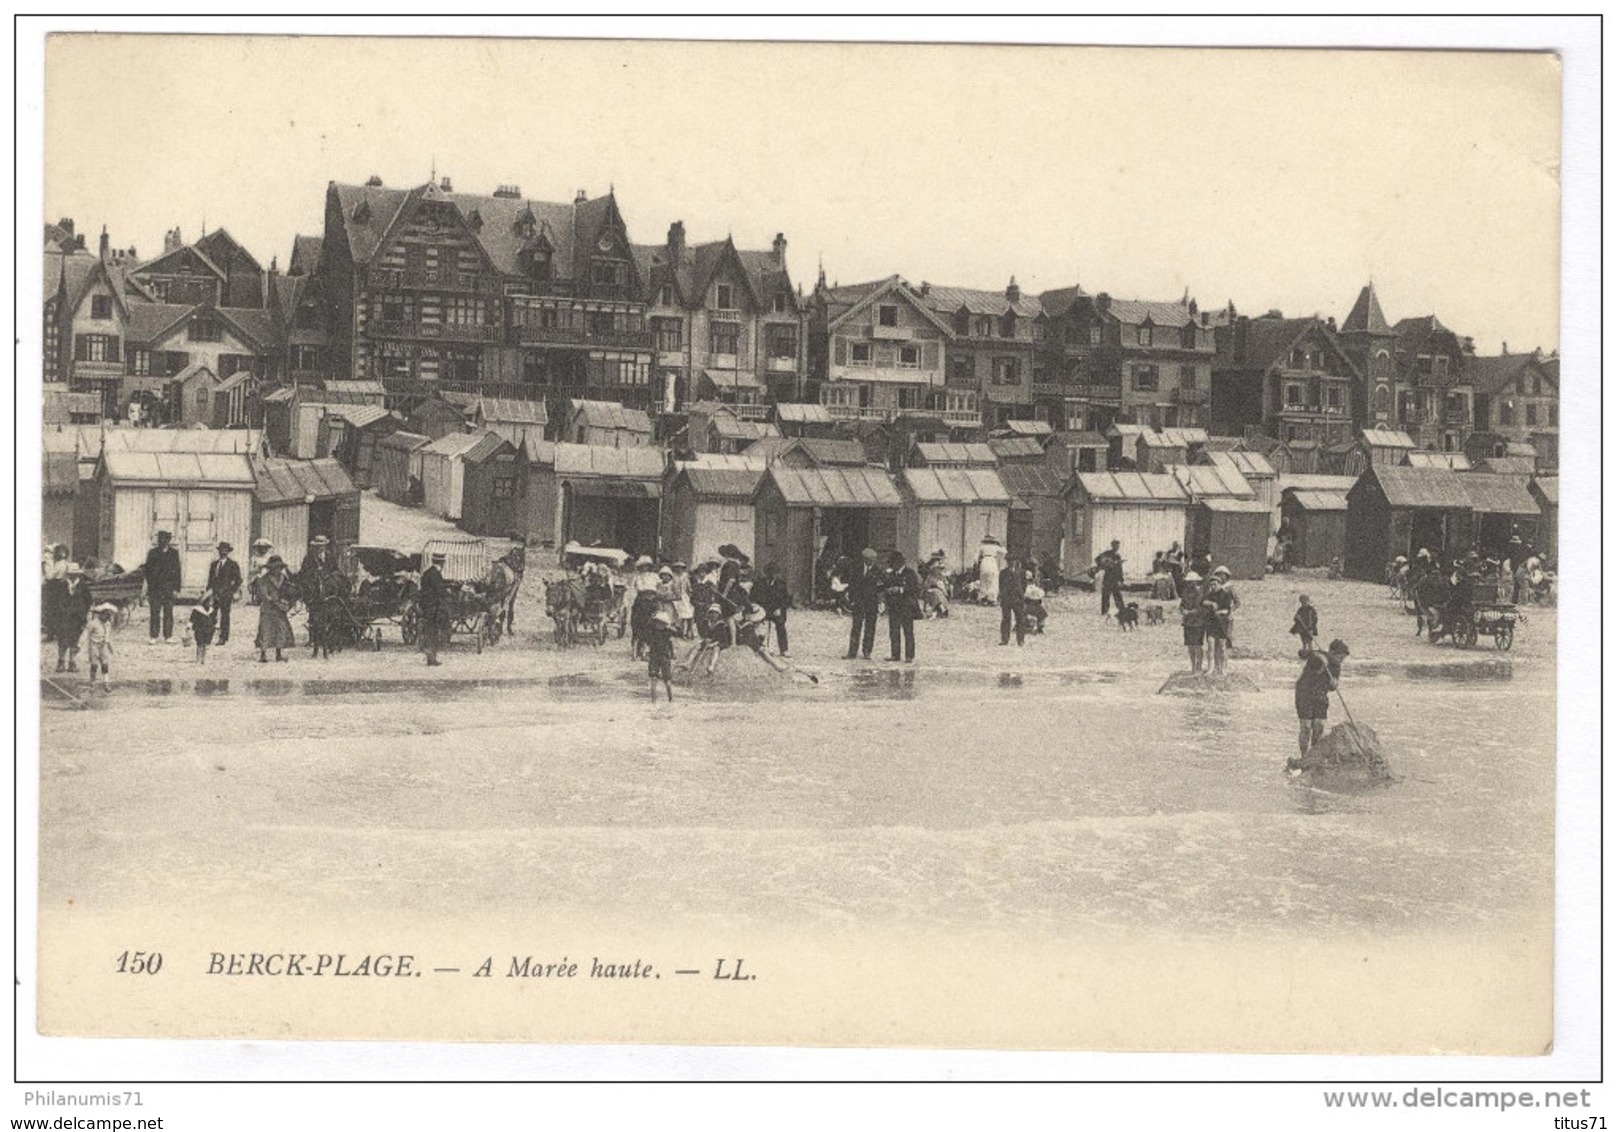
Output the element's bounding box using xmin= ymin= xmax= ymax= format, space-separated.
xmin=31 ymin=32 xmax=1566 ymax=1058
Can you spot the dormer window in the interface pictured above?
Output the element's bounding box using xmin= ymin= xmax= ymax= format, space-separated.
xmin=1089 ymin=326 xmax=1102 ymax=346
xmin=1138 ymin=324 xmax=1153 ymax=347
xmin=658 ymin=285 xmax=673 ymax=306
xmin=527 ymin=248 xmax=552 ymax=283
xmin=955 ymin=311 xmax=970 ymax=336
xmin=773 ymin=291 xmax=789 ymax=314
xmin=717 ymin=284 xmax=737 ymax=311
xmin=1433 ymin=355 xmax=1449 ymax=377
xmin=466 ymin=208 xmax=483 ymax=232
xmin=999 ymin=313 xmax=1016 ymax=338
xmin=975 ymin=316 xmax=993 ymax=338
xmin=515 ymin=208 xmax=536 ymax=238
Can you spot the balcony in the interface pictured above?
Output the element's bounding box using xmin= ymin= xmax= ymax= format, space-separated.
xmin=1031 ymin=382 xmax=1067 ymax=399
xmin=1171 ymin=386 xmax=1209 ymax=404
xmin=936 ymin=409 xmax=982 ymax=428
xmin=823 ymin=404 xmax=894 ymax=423
xmin=766 ymin=355 xmax=797 ymax=373
xmin=1070 ymin=382 xmax=1123 ymax=404
xmin=1444 ymin=407 xmax=1470 ymax=426
xmin=514 ymin=324 xmax=654 ymax=350
xmin=373 ymin=321 xmax=499 ymax=343
xmin=730 ymin=403 xmax=772 ymax=422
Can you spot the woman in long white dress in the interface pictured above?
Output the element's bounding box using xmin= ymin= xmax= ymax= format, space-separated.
xmin=976 ymin=538 xmax=1003 ymax=605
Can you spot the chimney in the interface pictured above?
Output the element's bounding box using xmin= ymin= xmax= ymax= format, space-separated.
xmin=439 ymin=176 xmax=452 ymax=192
xmin=1502 ymin=340 xmax=1509 ymax=355
xmin=98 ymin=226 xmax=109 ymax=261
xmin=575 ymin=189 xmax=588 ymax=204
xmin=163 ymin=227 xmax=182 ymax=254
xmin=1327 ymin=315 xmax=1336 ymax=331
xmin=1462 ymin=336 xmax=1475 ymax=352
xmin=1532 ymin=345 xmax=1542 ymax=359
xmin=365 ymin=174 xmax=383 ymax=187
xmin=919 ymin=281 xmax=930 ymax=297
xmin=667 ymin=220 xmax=686 ymax=256
xmin=772 ymin=232 xmax=787 ymax=264
xmin=1200 ymin=311 xmax=1209 ymax=327
xmin=1006 ymin=276 xmax=1020 ymax=304
xmin=1095 ymin=292 xmax=1110 ymax=313
xmin=58 ymin=218 xmax=74 ymax=238
xmin=493 ymin=184 xmax=521 ymax=199
xmin=1188 ymin=297 xmax=1198 ymax=316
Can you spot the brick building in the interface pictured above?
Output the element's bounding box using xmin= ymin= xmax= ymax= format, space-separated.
xmin=915 ymin=278 xmax=1043 ymax=429
xmin=806 ymin=275 xmax=964 ymax=427
xmin=1469 ymin=347 xmax=1559 ymax=469
xmin=1212 ymin=314 xmax=1359 ymax=445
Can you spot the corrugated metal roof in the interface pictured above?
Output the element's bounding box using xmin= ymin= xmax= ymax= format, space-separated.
xmin=551 ymin=442 xmax=666 ymax=480
xmin=1197 ymin=497 xmax=1273 ymax=514
xmin=774 ymin=403 xmax=833 ymax=424
xmin=1285 ymin=489 xmax=1349 ymax=511
xmin=1362 ymin=427 xmax=1416 ymax=449
xmin=1531 ymin=476 xmax=1558 ymax=505
xmin=476 ymin=397 xmax=548 ymax=426
xmin=987 ymin=436 xmax=1046 ymax=460
xmin=327 ymin=404 xmax=392 ymax=430
xmin=767 ymin=466 xmax=903 ymax=508
xmin=914 ymin=441 xmax=999 ymax=466
xmin=1203 ymin=450 xmax=1277 ymax=479
xmin=1367 ymin=465 xmax=1472 ymax=509
xmin=1163 ymin=463 xmax=1255 ymax=499
xmin=1074 ymin=471 xmax=1189 ymax=504
xmin=377 ymin=430 xmax=431 ymax=453
xmin=103 ymin=450 xmax=256 ymax=486
xmin=1405 ymin=451 xmax=1472 ymax=470
xmin=1458 ymin=473 xmax=1538 ymax=517
xmin=997 ymin=463 xmax=1069 ymax=500
xmin=902 ymin=467 xmax=1012 ymax=505
xmin=422 ymin=431 xmax=488 ymax=459
xmin=102 ymin=427 xmax=264 ymax=454
xmin=569 ymin=399 xmax=652 ymax=434
xmin=681 ymin=467 xmax=765 ymax=498
xmin=253 ymin=457 xmax=359 ymax=505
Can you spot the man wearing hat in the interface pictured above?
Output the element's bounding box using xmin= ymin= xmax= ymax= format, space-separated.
xmin=1093 ymin=539 xmax=1126 ymax=619
xmin=206 ymin=541 xmax=243 ymax=646
xmin=143 ymin=530 xmax=183 ymax=644
xmin=300 ymin=534 xmax=339 ymax=581
xmin=418 ymin=551 xmax=450 ymax=666
xmin=52 ymin=562 xmax=92 ymax=672
xmin=844 ymin=548 xmax=883 ymax=660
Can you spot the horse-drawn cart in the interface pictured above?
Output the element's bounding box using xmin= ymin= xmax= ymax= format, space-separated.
xmin=419 ymin=538 xmax=523 ymax=654
xmin=545 ymin=543 xmax=629 ymax=648
xmin=1453 ymin=603 xmax=1520 ymax=650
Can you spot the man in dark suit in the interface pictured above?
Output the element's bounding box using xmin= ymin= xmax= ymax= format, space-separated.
xmin=1095 ymin=539 xmax=1126 ymax=618
xmin=206 ymin=541 xmax=243 ymax=645
xmin=999 ymin=556 xmax=1029 ymax=646
xmin=144 ymin=530 xmax=183 ymax=644
xmin=844 ymin=547 xmax=883 ymax=660
xmin=418 ymin=551 xmax=449 ymax=666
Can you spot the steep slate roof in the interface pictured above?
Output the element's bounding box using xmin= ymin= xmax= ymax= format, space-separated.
xmin=1072 ymin=471 xmax=1189 ymax=504
xmin=1100 ymin=296 xmax=1198 ymax=327
xmin=902 ymin=467 xmax=1012 ymax=505
xmin=1458 ymin=473 xmax=1538 ymax=517
xmin=103 ymin=450 xmax=255 ymax=486
xmin=1216 ymin=315 xmax=1338 ymax=373
xmin=919 ymin=282 xmax=1043 ymax=319
xmin=1364 ymin=465 xmax=1472 ymax=509
xmin=820 ymin=276 xmax=956 ymax=337
xmin=1341 ymin=284 xmax=1393 ymax=335
xmin=679 ymin=466 xmax=765 ymax=499
xmin=1468 ymin=351 xmax=1559 ymax=396
xmin=288 ymin=234 xmax=324 ymax=275
xmin=765 ymin=466 xmax=903 ymax=508
xmin=253 ymin=456 xmax=358 ymax=505
xmin=43 ymin=250 xmax=99 ymax=309
xmin=550 ymin=442 xmax=666 ymax=479
xmin=570 ymin=399 xmax=652 ymax=434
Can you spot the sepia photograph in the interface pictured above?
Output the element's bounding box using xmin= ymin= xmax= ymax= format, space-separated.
xmin=15 ymin=14 xmax=1600 ymax=1116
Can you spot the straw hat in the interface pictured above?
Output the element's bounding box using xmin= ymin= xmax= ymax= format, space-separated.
xmin=92 ymin=602 xmax=117 ymax=615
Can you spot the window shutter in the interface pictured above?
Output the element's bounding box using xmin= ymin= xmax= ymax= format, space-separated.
xmin=922 ymin=343 xmax=939 ymax=369
xmin=74 ymin=336 xmax=87 ymax=362
xmin=834 ymin=337 xmax=848 ymax=366
xmin=109 ymin=337 xmax=121 ymax=363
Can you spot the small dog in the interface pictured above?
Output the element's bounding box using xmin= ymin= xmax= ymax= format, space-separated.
xmin=1142 ymin=603 xmax=1165 ymax=626
xmin=1116 ymin=602 xmax=1140 ymax=631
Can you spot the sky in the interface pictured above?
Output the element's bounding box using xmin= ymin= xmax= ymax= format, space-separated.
xmin=45 ymin=35 xmax=1562 ymax=352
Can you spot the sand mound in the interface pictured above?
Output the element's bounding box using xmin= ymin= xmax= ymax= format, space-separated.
xmin=1157 ymin=671 xmax=1262 ymax=695
xmin=1298 ymin=723 xmax=1394 ymax=784
xmin=675 ymin=646 xmax=799 ymax=686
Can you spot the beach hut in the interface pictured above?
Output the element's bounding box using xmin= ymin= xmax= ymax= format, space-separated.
xmin=1279 ymin=487 xmax=1349 ymax=569
xmin=564 ymin=399 xmax=653 ymax=448
xmin=897 ymin=467 xmax=1013 ymax=568
xmin=419 ymin=430 xmax=487 ymax=521
xmin=753 ymin=466 xmax=904 ymax=601
xmin=990 ymin=419 xmax=1054 ymax=442
xmin=405 ymin=398 xmax=468 ymax=442
xmin=1105 ymin=422 xmax=1146 ymax=469
xmin=316 ymin=403 xmax=398 ymax=488
xmin=252 ymin=457 xmax=362 ymax=559
xmin=1343 ymin=465 xmax=1473 ymax=581
xmin=457 ymin=433 xmax=524 ymax=539
xmin=521 ymin=441 xmax=666 ymax=554
xmin=662 ymin=464 xmax=765 ymax=567
xmin=997 ymin=463 xmax=1069 ymax=570
xmin=472 ymin=398 xmax=548 ymax=451
xmin=372 ymin=430 xmax=430 ymax=505
xmin=93 ymin=449 xmax=256 ymax=586
xmin=773 ymin=402 xmax=836 ymax=438
xmin=702 ymin=413 xmax=780 ymax=455
xmin=1457 ymin=474 xmax=1540 ymax=560
xmin=743 ymin=436 xmax=868 ymax=469
xmin=1529 ymin=477 xmax=1557 ymax=557
xmin=1404 ymin=451 xmax=1472 ymax=471
xmin=1053 ymin=430 xmax=1109 ymax=474
xmin=1188 ymin=498 xmax=1273 ymax=580
xmin=987 ymin=436 xmax=1048 ymax=465
xmin=1060 ymin=472 xmax=1190 ymax=580
xmin=42 ymin=450 xmax=79 ymax=554
xmin=1163 ymin=462 xmax=1256 ymax=503
xmin=1360 ymin=427 xmax=1417 ymax=467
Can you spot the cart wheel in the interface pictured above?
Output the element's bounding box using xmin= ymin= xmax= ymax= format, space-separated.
xmin=1498 ymin=624 xmax=1514 ymax=650
xmin=373 ymin=627 xmax=383 ymax=652
xmin=1462 ymin=624 xmax=1477 ymax=648
xmin=402 ymin=607 xmax=419 ymax=645
xmin=474 ymin=614 xmax=485 ymax=654
xmin=597 ymin=618 xmax=610 ymax=646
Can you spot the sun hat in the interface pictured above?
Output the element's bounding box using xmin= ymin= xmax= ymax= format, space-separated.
xmin=861 ymin=548 xmax=878 ymax=560
xmin=1182 ymin=570 xmax=1203 ymax=583
xmin=310 ymin=535 xmax=330 ymax=546
xmin=1212 ymin=565 xmax=1231 ymax=578
xmin=92 ymin=602 xmax=117 ymax=614
xmin=635 ymin=555 xmax=653 ymax=568
xmin=431 ymin=551 xmax=447 ymax=563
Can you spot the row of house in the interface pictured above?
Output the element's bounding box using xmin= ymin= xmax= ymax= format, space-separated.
xmin=45 ymin=178 xmax=1559 ymax=473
